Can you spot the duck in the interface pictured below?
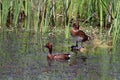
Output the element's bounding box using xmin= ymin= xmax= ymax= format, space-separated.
xmin=45 ymin=42 xmax=71 ymax=61
xmin=70 ymin=21 xmax=90 ymax=48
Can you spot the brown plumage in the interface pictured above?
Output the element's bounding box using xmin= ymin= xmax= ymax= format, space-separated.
xmin=45 ymin=42 xmax=71 ymax=61
xmin=70 ymin=30 xmax=89 ymax=42
xmin=70 ymin=22 xmax=89 ymax=42
xmin=70 ymin=22 xmax=90 ymax=47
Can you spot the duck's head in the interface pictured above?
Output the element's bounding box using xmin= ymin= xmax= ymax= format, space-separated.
xmin=72 ymin=21 xmax=79 ymax=30
xmin=45 ymin=42 xmax=52 ymax=49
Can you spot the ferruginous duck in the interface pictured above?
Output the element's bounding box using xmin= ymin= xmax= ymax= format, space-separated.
xmin=70 ymin=22 xmax=90 ymax=47
xmin=45 ymin=42 xmax=71 ymax=61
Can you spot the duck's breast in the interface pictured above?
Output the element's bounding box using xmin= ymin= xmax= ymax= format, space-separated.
xmin=74 ymin=36 xmax=83 ymax=42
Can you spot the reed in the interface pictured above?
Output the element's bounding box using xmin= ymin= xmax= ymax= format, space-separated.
xmin=42 ymin=0 xmax=49 ymax=33
xmin=13 ymin=0 xmax=21 ymax=27
xmin=112 ymin=0 xmax=120 ymax=60
xmin=110 ymin=1 xmax=120 ymax=80
xmin=79 ymin=0 xmax=85 ymax=17
xmin=1 ymin=0 xmax=10 ymax=26
xmin=34 ymin=0 xmax=41 ymax=32
xmin=0 ymin=1 xmax=1 ymax=26
xmin=25 ymin=0 xmax=32 ymax=31
xmin=62 ymin=0 xmax=71 ymax=38
xmin=1 ymin=0 xmax=119 ymax=44
xmin=112 ymin=0 xmax=120 ymax=45
xmin=99 ymin=0 xmax=103 ymax=37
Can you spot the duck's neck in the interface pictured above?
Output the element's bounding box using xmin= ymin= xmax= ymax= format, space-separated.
xmin=48 ymin=48 xmax=52 ymax=54
xmin=72 ymin=28 xmax=79 ymax=32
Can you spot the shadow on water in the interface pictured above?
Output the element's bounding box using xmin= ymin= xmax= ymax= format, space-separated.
xmin=0 ymin=30 xmax=120 ymax=80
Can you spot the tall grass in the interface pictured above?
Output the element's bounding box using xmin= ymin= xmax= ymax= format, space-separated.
xmin=99 ymin=0 xmax=103 ymax=37
xmin=42 ymin=0 xmax=50 ymax=33
xmin=112 ymin=0 xmax=120 ymax=46
xmin=112 ymin=0 xmax=120 ymax=65
xmin=25 ymin=0 xmax=31 ymax=31
xmin=62 ymin=0 xmax=71 ymax=38
xmin=34 ymin=0 xmax=41 ymax=32
xmin=0 ymin=0 xmax=119 ymax=43
xmin=1 ymin=0 xmax=10 ymax=26
xmin=0 ymin=1 xmax=1 ymax=26
xmin=13 ymin=0 xmax=21 ymax=27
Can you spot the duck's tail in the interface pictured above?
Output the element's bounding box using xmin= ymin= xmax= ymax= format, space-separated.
xmin=65 ymin=54 xmax=71 ymax=60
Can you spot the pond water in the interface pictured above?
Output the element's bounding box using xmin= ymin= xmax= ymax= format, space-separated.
xmin=0 ymin=30 xmax=120 ymax=80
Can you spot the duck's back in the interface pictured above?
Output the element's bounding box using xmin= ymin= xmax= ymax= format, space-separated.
xmin=76 ymin=30 xmax=88 ymax=42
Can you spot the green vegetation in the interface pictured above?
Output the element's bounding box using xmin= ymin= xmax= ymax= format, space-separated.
xmin=0 ymin=0 xmax=119 ymax=41
xmin=0 ymin=0 xmax=120 ymax=80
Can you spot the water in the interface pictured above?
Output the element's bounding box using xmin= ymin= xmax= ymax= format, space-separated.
xmin=0 ymin=30 xmax=120 ymax=80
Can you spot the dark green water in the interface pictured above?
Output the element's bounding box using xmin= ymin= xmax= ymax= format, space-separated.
xmin=0 ymin=30 xmax=120 ymax=80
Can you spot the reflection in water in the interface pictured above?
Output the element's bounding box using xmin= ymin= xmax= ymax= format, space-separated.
xmin=0 ymin=31 xmax=120 ymax=80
